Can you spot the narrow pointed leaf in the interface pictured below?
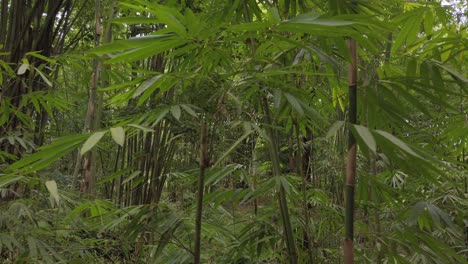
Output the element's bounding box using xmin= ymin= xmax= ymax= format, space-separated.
xmin=171 ymin=105 xmax=181 ymax=120
xmin=284 ymin=93 xmax=304 ymax=116
xmin=353 ymin=124 xmax=376 ymax=153
xmin=81 ymin=131 xmax=107 ymax=155
xmin=17 ymin=63 xmax=29 ymax=75
xmin=133 ymin=75 xmax=163 ymax=98
xmin=110 ymin=127 xmax=125 ymax=147
xmin=375 ymin=130 xmax=422 ymax=159
xmin=326 ymin=121 xmax=344 ymax=138
xmin=45 ymin=180 xmax=60 ymax=206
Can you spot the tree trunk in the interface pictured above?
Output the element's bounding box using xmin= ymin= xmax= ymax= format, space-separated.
xmin=262 ymin=96 xmax=298 ymax=264
xmin=81 ymin=0 xmax=102 ymax=196
xmin=344 ymin=38 xmax=358 ymax=264
xmin=194 ymin=121 xmax=208 ymax=264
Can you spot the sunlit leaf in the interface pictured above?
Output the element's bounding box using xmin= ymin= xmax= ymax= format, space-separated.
xmin=122 ymin=170 xmax=141 ymax=184
xmin=326 ymin=121 xmax=344 ymax=138
xmin=133 ymin=75 xmax=163 ymax=98
xmin=375 ymin=130 xmax=422 ymax=159
xmin=45 ymin=180 xmax=60 ymax=207
xmin=353 ymin=124 xmax=376 ymax=153
xmin=110 ymin=127 xmax=125 ymax=147
xmin=17 ymin=63 xmax=29 ymax=75
xmin=128 ymin=124 xmax=154 ymax=133
xmin=171 ymin=105 xmax=181 ymax=120
xmin=81 ymin=131 xmax=107 ymax=155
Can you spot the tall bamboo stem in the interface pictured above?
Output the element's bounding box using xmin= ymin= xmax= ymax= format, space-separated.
xmin=344 ymin=38 xmax=357 ymax=264
xmin=262 ymin=96 xmax=298 ymax=264
xmin=194 ymin=121 xmax=208 ymax=264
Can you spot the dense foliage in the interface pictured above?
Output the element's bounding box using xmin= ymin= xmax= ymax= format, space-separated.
xmin=0 ymin=0 xmax=467 ymax=263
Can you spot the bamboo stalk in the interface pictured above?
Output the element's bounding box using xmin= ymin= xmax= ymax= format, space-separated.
xmin=262 ymin=96 xmax=298 ymax=264
xmin=344 ymin=38 xmax=357 ymax=264
xmin=194 ymin=121 xmax=208 ymax=264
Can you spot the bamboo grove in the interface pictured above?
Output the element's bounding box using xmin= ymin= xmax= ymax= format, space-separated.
xmin=0 ymin=0 xmax=467 ymax=263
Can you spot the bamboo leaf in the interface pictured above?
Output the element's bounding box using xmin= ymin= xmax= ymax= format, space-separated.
xmin=7 ymin=134 xmax=88 ymax=172
xmin=45 ymin=180 xmax=60 ymax=207
xmin=122 ymin=171 xmax=141 ymax=184
xmin=180 ymin=104 xmax=198 ymax=118
xmin=353 ymin=125 xmax=376 ymax=153
xmin=110 ymin=127 xmax=125 ymax=147
xmin=284 ymin=93 xmax=304 ymax=116
xmin=213 ymin=131 xmax=252 ymax=167
xmin=26 ymin=51 xmax=56 ymax=64
xmin=133 ymin=75 xmax=163 ymax=98
xmin=64 ymin=202 xmax=92 ymax=224
xmin=205 ymin=165 xmax=242 ymax=186
xmin=326 ymin=121 xmax=344 ymax=138
xmin=81 ymin=131 xmax=107 ymax=155
xmin=0 ymin=175 xmax=24 ymax=187
xmin=228 ymin=22 xmax=272 ymax=32
xmin=128 ymin=124 xmax=154 ymax=133
xmin=106 ymin=38 xmax=188 ymax=64
xmin=431 ymin=60 xmax=468 ymax=84
xmin=171 ymin=105 xmax=181 ymax=120
xmin=152 ymin=219 xmax=183 ymax=262
xmin=110 ymin=17 xmax=160 ymax=24
xmin=34 ymin=68 xmax=53 ymax=87
xmin=97 ymin=168 xmax=132 ymax=185
xmin=90 ymin=34 xmax=174 ymax=55
xmin=17 ymin=63 xmax=29 ymax=75
xmin=375 ymin=130 xmax=422 ymax=159
xmin=286 ymin=13 xmax=354 ymax=26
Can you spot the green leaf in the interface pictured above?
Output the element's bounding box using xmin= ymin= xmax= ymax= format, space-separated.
xmin=7 ymin=134 xmax=88 ymax=173
xmin=171 ymin=105 xmax=181 ymax=120
xmin=431 ymin=60 xmax=468 ymax=84
xmin=391 ymin=9 xmax=425 ymax=54
xmin=90 ymin=34 xmax=174 ymax=55
xmin=353 ymin=125 xmax=376 ymax=153
xmin=375 ymin=130 xmax=422 ymax=159
xmin=110 ymin=127 xmax=125 ymax=147
xmin=133 ymin=75 xmax=163 ymax=98
xmin=64 ymin=202 xmax=92 ymax=224
xmin=106 ymin=38 xmax=188 ymax=64
xmin=81 ymin=131 xmax=107 ymax=155
xmin=326 ymin=121 xmax=344 ymax=138
xmin=286 ymin=13 xmax=355 ymax=26
xmin=0 ymin=175 xmax=24 ymax=187
xmin=17 ymin=63 xmax=29 ymax=75
xmin=213 ymin=131 xmax=252 ymax=167
xmin=180 ymin=104 xmax=198 ymax=118
xmin=284 ymin=93 xmax=304 ymax=116
xmin=424 ymin=10 xmax=433 ymax=35
xmin=110 ymin=17 xmax=160 ymax=25
xmin=97 ymin=168 xmax=133 ymax=185
xmin=122 ymin=171 xmax=141 ymax=184
xmin=151 ymin=219 xmax=183 ymax=263
xmin=205 ymin=165 xmax=242 ymax=186
xmin=127 ymin=124 xmax=154 ymax=133
xmin=45 ymin=180 xmax=60 ymax=207
xmin=228 ymin=22 xmax=272 ymax=32
xmin=25 ymin=51 xmax=56 ymax=64
xmin=34 ymin=68 xmax=53 ymax=87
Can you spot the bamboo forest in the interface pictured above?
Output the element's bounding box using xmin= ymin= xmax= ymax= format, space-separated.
xmin=0 ymin=0 xmax=467 ymax=263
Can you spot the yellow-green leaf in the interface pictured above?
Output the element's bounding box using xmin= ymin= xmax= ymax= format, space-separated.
xmin=326 ymin=121 xmax=344 ymax=138
xmin=81 ymin=131 xmax=107 ymax=155
xmin=171 ymin=105 xmax=181 ymax=120
xmin=110 ymin=127 xmax=125 ymax=147
xmin=354 ymin=125 xmax=376 ymax=153
xmin=375 ymin=130 xmax=422 ymax=159
xmin=17 ymin=63 xmax=29 ymax=75
xmin=45 ymin=180 xmax=60 ymax=207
